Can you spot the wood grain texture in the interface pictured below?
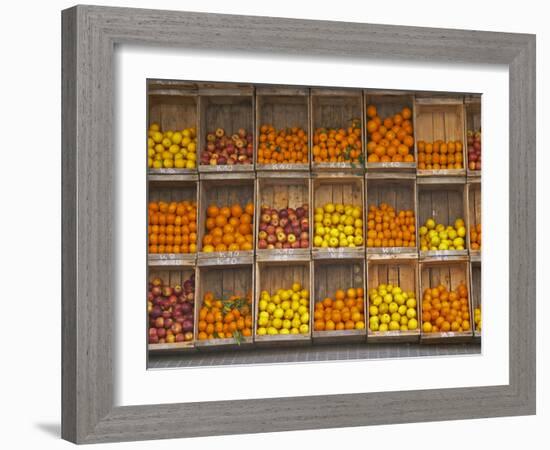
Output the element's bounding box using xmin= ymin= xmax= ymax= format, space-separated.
xmin=62 ymin=5 xmax=535 ymax=443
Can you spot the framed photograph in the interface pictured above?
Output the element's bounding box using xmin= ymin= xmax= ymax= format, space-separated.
xmin=62 ymin=5 xmax=535 ymax=444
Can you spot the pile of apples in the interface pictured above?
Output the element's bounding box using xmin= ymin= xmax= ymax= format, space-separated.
xmin=258 ymin=204 xmax=309 ymax=250
xmin=467 ymin=130 xmax=482 ymax=171
xmin=148 ymin=275 xmax=195 ymax=345
xmin=200 ymin=128 xmax=253 ymax=166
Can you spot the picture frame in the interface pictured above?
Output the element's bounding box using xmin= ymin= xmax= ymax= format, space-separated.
xmin=62 ymin=5 xmax=535 ymax=444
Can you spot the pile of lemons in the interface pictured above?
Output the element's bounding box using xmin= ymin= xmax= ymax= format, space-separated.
xmin=313 ymin=203 xmax=363 ymax=248
xmin=148 ymin=123 xmax=197 ymax=169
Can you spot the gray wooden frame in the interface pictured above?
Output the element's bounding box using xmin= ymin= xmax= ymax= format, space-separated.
xmin=62 ymin=5 xmax=536 ymax=444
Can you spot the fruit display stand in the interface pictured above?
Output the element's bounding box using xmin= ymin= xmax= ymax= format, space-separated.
xmin=148 ymin=177 xmax=199 ymax=266
xmin=198 ymin=87 xmax=254 ymax=173
xmin=366 ymin=259 xmax=420 ymax=342
xmin=255 ymin=86 xmax=310 ymax=171
xmin=255 ymin=173 xmax=311 ymax=261
xmin=197 ymin=175 xmax=255 ymax=265
xmin=467 ymin=178 xmax=481 ymax=262
xmin=312 ymin=259 xmax=366 ymax=343
xmin=147 ymin=81 xmax=198 ymax=175
xmin=415 ymin=96 xmax=466 ymax=177
xmin=311 ymin=174 xmax=365 ymax=259
xmin=364 ymin=91 xmax=416 ymax=171
xmin=254 ymin=260 xmax=312 ymax=345
xmin=148 ymin=267 xmax=196 ymax=353
xmin=470 ymin=261 xmax=481 ymax=340
xmin=419 ymin=259 xmax=473 ymax=343
xmin=365 ymin=172 xmax=418 ymax=259
xmin=310 ymin=88 xmax=364 ymax=172
xmin=465 ymin=95 xmax=482 ymax=177
xmin=417 ymin=177 xmax=469 ymax=260
xmin=194 ymin=263 xmax=254 ymax=349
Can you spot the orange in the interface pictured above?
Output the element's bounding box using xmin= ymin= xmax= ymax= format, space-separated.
xmin=214 ymin=215 xmax=227 ymax=227
xmin=231 ymin=204 xmax=243 ymax=218
xmin=207 ymin=205 xmax=219 ymax=218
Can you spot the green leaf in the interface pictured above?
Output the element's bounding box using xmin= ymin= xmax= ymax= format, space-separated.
xmin=232 ymin=330 xmax=244 ymax=345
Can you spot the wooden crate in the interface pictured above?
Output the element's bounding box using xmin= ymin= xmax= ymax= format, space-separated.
xmin=364 ymin=91 xmax=416 ymax=172
xmin=465 ymin=95 xmax=482 ymax=178
xmin=256 ymin=173 xmax=311 ymax=261
xmin=198 ymin=93 xmax=254 ymax=173
xmin=415 ymin=97 xmax=466 ymax=177
xmin=419 ymin=260 xmax=473 ymax=343
xmin=254 ymin=260 xmax=312 ymax=345
xmin=148 ymin=179 xmax=198 ymax=266
xmin=366 ymin=259 xmax=420 ymax=342
xmin=197 ymin=178 xmax=255 ymax=264
xmin=417 ymin=178 xmax=468 ymax=259
xmin=255 ymin=87 xmax=310 ymax=171
xmin=365 ymin=173 xmax=418 ymax=258
xmin=194 ymin=264 xmax=254 ymax=349
xmin=147 ymin=267 xmax=196 ymax=353
xmin=147 ymin=83 xmax=198 ymax=176
xmin=311 ymin=175 xmax=365 ymax=259
xmin=310 ymin=88 xmax=364 ymax=172
xmin=470 ymin=261 xmax=481 ymax=340
xmin=467 ymin=179 xmax=481 ymax=261
xmin=312 ymin=259 xmax=366 ymax=343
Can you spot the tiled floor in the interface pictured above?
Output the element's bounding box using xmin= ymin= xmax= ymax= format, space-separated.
xmin=148 ymin=342 xmax=481 ymax=369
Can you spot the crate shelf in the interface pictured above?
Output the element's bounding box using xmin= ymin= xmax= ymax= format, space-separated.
xmin=364 ymin=91 xmax=416 ymax=172
xmin=310 ymin=88 xmax=364 ymax=171
xmin=311 ymin=175 xmax=365 ymax=260
xmin=365 ymin=175 xmax=418 ymax=257
xmin=465 ymin=95 xmax=482 ymax=178
xmin=197 ymin=178 xmax=255 ymax=261
xmin=417 ymin=179 xmax=468 ymax=260
xmin=415 ymin=97 xmax=466 ymax=177
xmin=419 ymin=260 xmax=473 ymax=343
xmin=194 ymin=264 xmax=254 ymax=349
xmin=256 ymin=174 xmax=311 ymax=261
xmin=312 ymin=259 xmax=366 ymax=343
xmin=254 ymin=261 xmax=312 ymax=345
xmin=147 ymin=267 xmax=196 ymax=353
xmin=256 ymin=87 xmax=310 ymax=171
xmin=198 ymin=93 xmax=254 ymax=172
xmin=366 ymin=259 xmax=420 ymax=343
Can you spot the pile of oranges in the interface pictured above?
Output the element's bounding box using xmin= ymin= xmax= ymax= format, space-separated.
xmin=197 ymin=292 xmax=253 ymax=341
xmin=202 ymin=203 xmax=254 ymax=252
xmin=421 ymin=283 xmax=470 ymax=333
xmin=313 ymin=288 xmax=365 ymax=332
xmin=470 ymin=223 xmax=482 ymax=250
xmin=257 ymin=125 xmax=308 ymax=165
xmin=312 ymin=120 xmax=363 ymax=164
xmin=417 ymin=140 xmax=464 ymax=170
xmin=365 ymin=104 xmax=415 ymax=163
xmin=148 ymin=201 xmax=197 ymax=254
xmin=366 ymin=203 xmax=416 ymax=248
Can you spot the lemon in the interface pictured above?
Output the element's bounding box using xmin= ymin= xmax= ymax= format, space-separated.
xmin=324 ymin=203 xmax=335 ymax=213
xmin=273 ymin=308 xmax=284 ymax=319
xmin=406 ymin=308 xmax=416 ymax=319
xmin=300 ymin=312 xmax=309 ymax=324
xmin=280 ymin=328 xmax=290 ymax=335
xmin=282 ymin=319 xmax=292 ymax=330
xmin=267 ymin=327 xmax=278 ymax=335
xmin=171 ymin=132 xmax=182 ymax=145
xmin=257 ymin=327 xmax=267 ymax=335
xmin=292 ymin=282 xmax=301 ymax=292
xmin=379 ymin=323 xmax=388 ymax=332
xmin=291 ymin=318 xmax=301 ymax=329
xmin=389 ymin=303 xmax=398 ymax=314
xmin=152 ymin=131 xmax=163 ymax=143
xmin=299 ymin=324 xmax=309 ymax=334
xmin=162 ymin=138 xmax=172 ymax=148
xmin=272 ymin=318 xmax=283 ymax=329
xmin=389 ymin=321 xmax=400 ymax=331
xmin=163 ymin=159 xmax=174 ymax=168
xmin=149 ymin=123 xmax=160 ymax=132
xmin=174 ymin=159 xmax=185 ymax=168
xmin=406 ymin=298 xmax=416 ymax=309
xmin=408 ymin=318 xmax=418 ymax=330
